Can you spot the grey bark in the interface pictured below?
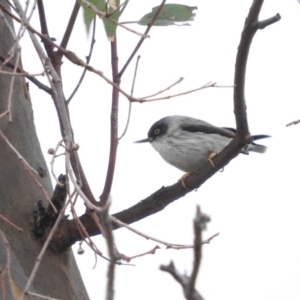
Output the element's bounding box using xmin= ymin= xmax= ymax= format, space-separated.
xmin=0 ymin=1 xmax=89 ymax=299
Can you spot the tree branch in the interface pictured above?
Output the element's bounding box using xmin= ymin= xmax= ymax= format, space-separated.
xmin=99 ymin=37 xmax=120 ymax=207
xmin=37 ymin=0 xmax=54 ymax=57
xmin=159 ymin=207 xmax=208 ymax=300
xmin=48 ymin=0 xmax=281 ymax=252
xmin=118 ymin=0 xmax=166 ymax=78
xmin=0 ymin=54 xmax=52 ymax=95
xmin=57 ymin=1 xmax=80 ymax=58
xmin=234 ymin=0 xmax=280 ymax=138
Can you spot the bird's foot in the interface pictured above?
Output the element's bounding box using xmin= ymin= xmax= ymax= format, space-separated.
xmin=207 ymin=152 xmax=217 ymax=168
xmin=179 ymin=172 xmax=192 ymax=190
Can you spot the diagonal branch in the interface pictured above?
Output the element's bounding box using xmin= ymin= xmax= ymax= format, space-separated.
xmin=0 ymin=53 xmax=52 ymax=95
xmin=118 ymin=0 xmax=166 ymax=78
xmin=57 ymin=2 xmax=81 ymax=58
xmin=47 ymin=0 xmax=281 ymax=252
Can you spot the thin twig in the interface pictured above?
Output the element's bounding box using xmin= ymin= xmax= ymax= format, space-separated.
xmin=25 ymin=291 xmax=62 ymax=300
xmin=0 ymin=266 xmax=6 ymax=300
xmin=0 ymin=129 xmax=57 ymax=212
xmin=118 ymin=0 xmax=166 ymax=78
xmin=286 ymin=119 xmax=300 ymax=127
xmin=65 ymin=153 xmax=101 ymax=211
xmin=67 ymin=17 xmax=97 ymax=104
xmin=57 ymin=1 xmax=81 ymax=58
xmin=6 ymin=49 xmax=21 ymax=122
xmin=118 ymin=55 xmax=141 ymax=140
xmin=139 ymin=77 xmax=184 ymax=99
xmin=133 ymin=81 xmax=219 ymax=102
xmin=0 ymin=70 xmax=44 ymax=76
xmin=90 ymin=212 xmax=106 ymax=239
xmin=0 ymin=4 xmax=22 ymax=68
xmin=49 ymin=139 xmax=65 ymax=186
xmin=0 ymin=214 xmax=23 ymax=232
xmin=0 ymin=54 xmax=52 ymax=95
xmin=19 ymin=194 xmax=74 ymax=300
xmin=201 ymin=232 xmax=219 ymax=245
xmin=21 ymin=160 xmax=57 ymax=212
xmin=70 ymin=202 xmax=110 ymax=262
xmin=119 ymin=245 xmax=160 ymax=262
xmin=12 ymin=0 xmax=98 ymax=205
xmin=0 ymin=3 xmax=138 ymax=102
xmin=0 ymin=111 xmax=9 ymax=120
xmin=0 ymin=130 xmax=38 ymax=175
xmin=0 ymin=229 xmax=12 ymax=291
xmin=160 ymin=261 xmax=204 ymax=300
xmin=113 ymin=217 xmax=198 ymax=249
xmin=37 ymin=0 xmax=53 ymax=57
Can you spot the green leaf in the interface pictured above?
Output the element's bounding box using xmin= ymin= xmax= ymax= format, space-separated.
xmin=81 ymin=0 xmax=120 ymax=41
xmin=138 ymin=4 xmax=197 ymax=26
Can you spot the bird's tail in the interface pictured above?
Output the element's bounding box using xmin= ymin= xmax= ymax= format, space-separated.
xmin=249 ymin=134 xmax=271 ymax=153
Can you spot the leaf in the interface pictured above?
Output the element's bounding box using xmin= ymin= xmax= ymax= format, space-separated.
xmin=138 ymin=4 xmax=197 ymax=26
xmin=81 ymin=0 xmax=120 ymax=41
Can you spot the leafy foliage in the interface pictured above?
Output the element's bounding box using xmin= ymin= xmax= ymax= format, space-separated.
xmin=138 ymin=4 xmax=197 ymax=26
xmin=81 ymin=0 xmax=120 ymax=40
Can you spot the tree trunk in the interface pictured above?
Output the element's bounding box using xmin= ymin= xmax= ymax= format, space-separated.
xmin=0 ymin=1 xmax=89 ymax=299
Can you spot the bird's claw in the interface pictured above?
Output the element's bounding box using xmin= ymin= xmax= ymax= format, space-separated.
xmin=207 ymin=152 xmax=217 ymax=168
xmin=179 ymin=172 xmax=192 ymax=190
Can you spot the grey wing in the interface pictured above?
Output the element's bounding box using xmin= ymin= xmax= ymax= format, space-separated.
xmin=181 ymin=123 xmax=236 ymax=138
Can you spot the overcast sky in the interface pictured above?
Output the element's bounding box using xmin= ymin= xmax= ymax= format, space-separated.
xmin=20 ymin=0 xmax=300 ymax=299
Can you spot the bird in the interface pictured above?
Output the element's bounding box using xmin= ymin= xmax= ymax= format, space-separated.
xmin=136 ymin=115 xmax=269 ymax=187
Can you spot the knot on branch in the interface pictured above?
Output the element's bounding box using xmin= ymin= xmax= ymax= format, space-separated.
xmin=31 ymin=174 xmax=68 ymax=239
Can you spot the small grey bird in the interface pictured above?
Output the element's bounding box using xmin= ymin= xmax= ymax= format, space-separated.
xmin=136 ymin=115 xmax=270 ymax=174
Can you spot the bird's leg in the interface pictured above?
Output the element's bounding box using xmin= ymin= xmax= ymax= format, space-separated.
xmin=207 ymin=152 xmax=217 ymax=168
xmin=179 ymin=172 xmax=192 ymax=190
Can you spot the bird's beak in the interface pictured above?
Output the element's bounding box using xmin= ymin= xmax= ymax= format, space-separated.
xmin=135 ymin=137 xmax=152 ymax=143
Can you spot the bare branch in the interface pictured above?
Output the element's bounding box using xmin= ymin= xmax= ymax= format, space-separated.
xmin=98 ymin=206 xmax=117 ymax=300
xmin=119 ymin=245 xmax=160 ymax=262
xmin=160 ymin=261 xmax=204 ymax=300
xmin=113 ymin=217 xmax=197 ymax=249
xmin=118 ymin=55 xmax=141 ymax=141
xmin=138 ymin=77 xmax=184 ymax=100
xmin=67 ymin=17 xmax=97 ymax=104
xmin=0 ymin=54 xmax=52 ymax=94
xmin=0 ymin=214 xmax=23 ymax=232
xmin=6 ymin=47 xmax=21 ymax=122
xmin=234 ymin=0 xmax=280 ymax=137
xmin=159 ymin=207 xmax=208 ymax=300
xmin=133 ymin=81 xmax=222 ymax=103
xmin=0 ymin=229 xmax=12 ymax=291
xmin=25 ymin=291 xmax=62 ymax=300
xmin=0 ymin=130 xmax=57 ymax=212
xmin=19 ymin=194 xmax=74 ymax=300
xmin=99 ymin=38 xmax=120 ymax=207
xmin=286 ymin=119 xmax=300 ymax=127
xmin=187 ymin=207 xmax=209 ymax=298
xmin=37 ymin=0 xmax=53 ymax=57
xmin=201 ymin=232 xmax=220 ymax=245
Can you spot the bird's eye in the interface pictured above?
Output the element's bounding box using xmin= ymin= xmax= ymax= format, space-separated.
xmin=154 ymin=128 xmax=160 ymax=135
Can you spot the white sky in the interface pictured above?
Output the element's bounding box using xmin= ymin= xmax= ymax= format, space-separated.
xmin=19 ymin=0 xmax=300 ymax=299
